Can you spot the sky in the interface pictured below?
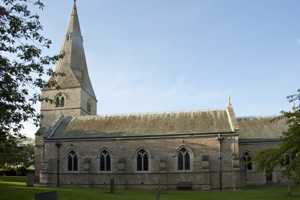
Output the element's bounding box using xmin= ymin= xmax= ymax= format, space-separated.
xmin=23 ymin=0 xmax=300 ymax=138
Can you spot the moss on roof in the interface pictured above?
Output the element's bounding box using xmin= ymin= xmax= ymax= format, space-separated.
xmin=51 ymin=110 xmax=233 ymax=138
xmin=237 ymin=116 xmax=287 ymax=139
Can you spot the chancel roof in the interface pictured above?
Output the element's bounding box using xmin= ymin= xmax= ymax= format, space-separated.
xmin=237 ymin=116 xmax=287 ymax=139
xmin=48 ymin=109 xmax=235 ymax=139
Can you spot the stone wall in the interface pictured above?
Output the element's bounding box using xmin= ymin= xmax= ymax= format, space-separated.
xmin=239 ymin=140 xmax=283 ymax=185
xmin=40 ymin=135 xmax=240 ymax=189
xmin=36 ymin=86 xmax=97 ymax=182
xmin=40 ymin=87 xmax=82 ymax=127
xmin=80 ymin=89 xmax=97 ymax=115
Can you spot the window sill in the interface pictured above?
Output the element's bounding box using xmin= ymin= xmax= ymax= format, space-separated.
xmin=64 ymin=171 xmax=80 ymax=174
xmin=176 ymin=169 xmax=193 ymax=172
xmin=97 ymin=171 xmax=113 ymax=174
xmin=135 ymin=171 xmax=151 ymax=173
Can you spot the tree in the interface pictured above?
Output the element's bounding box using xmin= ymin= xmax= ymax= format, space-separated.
xmin=0 ymin=0 xmax=61 ymax=166
xmin=255 ymin=89 xmax=300 ymax=194
xmin=0 ymin=137 xmax=34 ymax=168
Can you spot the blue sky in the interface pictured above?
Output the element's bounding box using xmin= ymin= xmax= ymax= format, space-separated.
xmin=23 ymin=0 xmax=300 ymax=137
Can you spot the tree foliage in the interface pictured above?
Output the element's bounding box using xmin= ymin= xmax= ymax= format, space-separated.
xmin=0 ymin=137 xmax=34 ymax=168
xmin=255 ymin=89 xmax=300 ymax=184
xmin=0 ymin=0 xmax=61 ymax=166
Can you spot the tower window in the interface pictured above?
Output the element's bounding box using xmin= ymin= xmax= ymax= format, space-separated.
xmin=55 ymin=97 xmax=60 ymax=107
xmin=67 ymin=151 xmax=78 ymax=172
xmin=137 ymin=149 xmax=149 ymax=171
xmin=66 ymin=33 xmax=71 ymax=41
xmin=55 ymin=95 xmax=65 ymax=107
xmin=177 ymin=147 xmax=191 ymax=170
xmin=99 ymin=150 xmax=111 ymax=171
xmin=60 ymin=96 xmax=65 ymax=107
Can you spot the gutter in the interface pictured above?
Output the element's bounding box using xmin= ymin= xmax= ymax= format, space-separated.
xmin=45 ymin=131 xmax=238 ymax=142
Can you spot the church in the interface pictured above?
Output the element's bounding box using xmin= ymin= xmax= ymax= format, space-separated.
xmin=35 ymin=2 xmax=287 ymax=190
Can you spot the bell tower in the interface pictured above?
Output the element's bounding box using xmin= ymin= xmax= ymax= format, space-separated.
xmin=35 ymin=1 xmax=97 ymax=181
xmin=40 ymin=0 xmax=97 ymax=128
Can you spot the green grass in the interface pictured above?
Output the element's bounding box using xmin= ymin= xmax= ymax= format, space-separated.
xmin=0 ymin=176 xmax=26 ymax=182
xmin=0 ymin=176 xmax=299 ymax=200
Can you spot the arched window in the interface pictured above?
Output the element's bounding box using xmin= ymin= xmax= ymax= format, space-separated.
xmin=60 ymin=96 xmax=65 ymax=107
xmin=55 ymin=95 xmax=65 ymax=107
xmin=137 ymin=149 xmax=149 ymax=171
xmin=243 ymin=151 xmax=253 ymax=170
xmin=99 ymin=150 xmax=111 ymax=171
xmin=55 ymin=96 xmax=60 ymax=107
xmin=66 ymin=33 xmax=71 ymax=41
xmin=177 ymin=147 xmax=191 ymax=170
xmin=281 ymin=154 xmax=291 ymax=166
xmin=87 ymin=102 xmax=91 ymax=113
xmin=67 ymin=151 xmax=78 ymax=171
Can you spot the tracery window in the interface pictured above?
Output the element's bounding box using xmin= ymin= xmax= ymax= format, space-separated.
xmin=280 ymin=153 xmax=294 ymax=166
xmin=99 ymin=150 xmax=111 ymax=171
xmin=60 ymin=96 xmax=65 ymax=107
xmin=137 ymin=149 xmax=149 ymax=171
xmin=243 ymin=151 xmax=253 ymax=170
xmin=177 ymin=147 xmax=191 ymax=170
xmin=55 ymin=95 xmax=65 ymax=107
xmin=67 ymin=151 xmax=78 ymax=171
xmin=55 ymin=96 xmax=60 ymax=107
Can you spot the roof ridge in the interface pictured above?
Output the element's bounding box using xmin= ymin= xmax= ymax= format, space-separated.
xmin=74 ymin=109 xmax=227 ymax=120
xmin=237 ymin=115 xmax=280 ymax=120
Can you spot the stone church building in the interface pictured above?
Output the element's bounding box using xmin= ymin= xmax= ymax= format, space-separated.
xmin=35 ymin=2 xmax=287 ymax=190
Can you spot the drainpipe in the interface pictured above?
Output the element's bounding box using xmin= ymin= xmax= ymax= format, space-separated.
xmin=217 ymin=133 xmax=224 ymax=191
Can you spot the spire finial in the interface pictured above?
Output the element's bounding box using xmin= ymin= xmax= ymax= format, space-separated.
xmin=73 ymin=0 xmax=77 ymax=8
xmin=228 ymin=96 xmax=232 ymax=107
xmin=73 ymin=0 xmax=77 ymax=9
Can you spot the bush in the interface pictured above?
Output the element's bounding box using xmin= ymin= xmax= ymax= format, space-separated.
xmin=0 ymin=166 xmax=33 ymax=176
xmin=0 ymin=167 xmax=16 ymax=176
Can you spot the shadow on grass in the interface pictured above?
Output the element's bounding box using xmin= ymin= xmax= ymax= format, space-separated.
xmin=0 ymin=178 xmax=300 ymax=200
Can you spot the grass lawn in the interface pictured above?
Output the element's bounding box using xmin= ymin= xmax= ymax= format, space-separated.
xmin=0 ymin=176 xmax=299 ymax=200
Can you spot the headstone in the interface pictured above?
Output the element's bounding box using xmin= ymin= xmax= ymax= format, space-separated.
xmin=26 ymin=172 xmax=35 ymax=187
xmin=110 ymin=178 xmax=115 ymax=193
xmin=176 ymin=182 xmax=193 ymax=190
xmin=35 ymin=191 xmax=57 ymax=200
xmin=155 ymin=190 xmax=160 ymax=200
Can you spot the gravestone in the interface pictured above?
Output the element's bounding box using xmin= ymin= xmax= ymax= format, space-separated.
xmin=26 ymin=172 xmax=35 ymax=187
xmin=110 ymin=178 xmax=115 ymax=193
xmin=176 ymin=182 xmax=193 ymax=190
xmin=35 ymin=191 xmax=57 ymax=200
xmin=155 ymin=190 xmax=160 ymax=200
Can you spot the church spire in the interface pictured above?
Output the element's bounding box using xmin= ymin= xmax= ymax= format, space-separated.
xmin=53 ymin=1 xmax=96 ymax=98
xmin=67 ymin=0 xmax=81 ymax=36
